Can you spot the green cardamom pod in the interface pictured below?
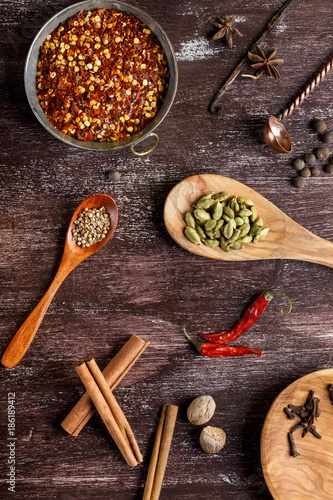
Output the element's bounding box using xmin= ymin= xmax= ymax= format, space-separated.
xmin=226 ymin=229 xmax=241 ymax=244
xmin=229 ymin=219 xmax=237 ymax=230
xmin=205 ymin=229 xmax=215 ymax=239
xmin=215 ymin=219 xmax=224 ymax=231
xmin=250 ymin=205 xmax=257 ymax=223
xmin=237 ymin=235 xmax=253 ymax=244
xmin=253 ymin=227 xmax=270 ymax=243
xmin=223 ymin=214 xmax=231 ymax=223
xmin=249 ymin=224 xmax=262 ymax=236
xmin=194 ymin=209 xmax=211 ymax=224
xmin=229 ymin=241 xmax=244 ymax=250
xmin=195 ymin=223 xmax=206 ymax=239
xmin=214 ymin=228 xmax=221 ymax=239
xmin=242 ymin=216 xmax=250 ymax=224
xmin=212 ymin=191 xmax=229 ymax=202
xmin=205 ymin=219 xmax=217 ymax=231
xmin=185 ymin=211 xmax=195 ymax=229
xmin=204 ymin=239 xmax=219 ymax=247
xmin=234 ymin=216 xmax=244 ymax=226
xmin=223 ymin=221 xmax=234 ymax=239
xmin=212 ymin=202 xmax=223 ymax=220
xmin=237 ymin=197 xmax=254 ymax=207
xmin=254 ymin=216 xmax=263 ymax=227
xmin=238 ymin=208 xmax=253 ymax=217
xmin=238 ymin=223 xmax=251 ymax=238
xmin=184 ymin=227 xmax=201 ymax=245
xmin=220 ymin=239 xmax=230 ymax=252
xmin=223 ymin=206 xmax=235 ymax=219
xmin=229 ymin=197 xmax=240 ymax=213
xmin=196 ymin=198 xmax=216 ymax=210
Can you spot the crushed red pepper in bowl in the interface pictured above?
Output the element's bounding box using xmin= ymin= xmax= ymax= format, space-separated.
xmin=36 ymin=8 xmax=169 ymax=143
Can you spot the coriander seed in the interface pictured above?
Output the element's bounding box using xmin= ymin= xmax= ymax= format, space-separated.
xmin=108 ymin=170 xmax=121 ymax=181
xmin=72 ymin=206 xmax=111 ymax=247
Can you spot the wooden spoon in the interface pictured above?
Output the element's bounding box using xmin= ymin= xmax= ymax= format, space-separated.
xmin=1 ymin=194 xmax=118 ymax=369
xmin=261 ymin=368 xmax=333 ymax=500
xmin=164 ymin=174 xmax=333 ymax=268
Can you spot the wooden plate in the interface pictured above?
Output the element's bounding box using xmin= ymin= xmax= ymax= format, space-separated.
xmin=261 ymin=368 xmax=333 ymax=500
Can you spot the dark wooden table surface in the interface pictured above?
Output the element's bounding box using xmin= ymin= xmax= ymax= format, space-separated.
xmin=1 ymin=0 xmax=333 ymax=498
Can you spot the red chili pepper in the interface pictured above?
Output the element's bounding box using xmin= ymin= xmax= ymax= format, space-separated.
xmin=199 ymin=290 xmax=292 ymax=344
xmin=183 ymin=323 xmax=262 ymax=358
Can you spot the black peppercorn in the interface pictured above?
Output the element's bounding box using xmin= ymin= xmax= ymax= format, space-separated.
xmin=300 ymin=167 xmax=311 ymax=178
xmin=311 ymin=167 xmax=321 ymax=177
xmin=325 ymin=163 xmax=333 ymax=174
xmin=108 ymin=170 xmax=121 ymax=181
xmin=293 ymin=176 xmax=307 ymax=188
xmin=315 ymin=147 xmax=330 ymax=160
xmin=312 ymin=119 xmax=326 ymax=134
xmin=304 ymin=153 xmax=316 ymax=165
xmin=322 ymin=131 xmax=333 ymax=144
xmin=293 ymin=158 xmax=305 ymax=171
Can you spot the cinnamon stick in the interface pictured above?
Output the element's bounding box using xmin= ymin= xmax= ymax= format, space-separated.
xmin=75 ymin=359 xmax=139 ymax=467
xmin=61 ymin=335 xmax=149 ymax=436
xmin=143 ymin=404 xmax=178 ymax=500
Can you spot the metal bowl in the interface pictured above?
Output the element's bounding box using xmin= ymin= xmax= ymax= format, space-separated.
xmin=24 ymin=0 xmax=178 ymax=154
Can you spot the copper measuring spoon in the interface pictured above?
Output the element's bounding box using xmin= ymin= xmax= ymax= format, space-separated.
xmin=1 ymin=194 xmax=118 ymax=369
xmin=263 ymin=56 xmax=333 ymax=153
xmin=164 ymin=174 xmax=333 ymax=267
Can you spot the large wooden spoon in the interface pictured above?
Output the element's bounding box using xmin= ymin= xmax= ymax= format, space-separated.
xmin=164 ymin=174 xmax=333 ymax=268
xmin=1 ymin=194 xmax=118 ymax=369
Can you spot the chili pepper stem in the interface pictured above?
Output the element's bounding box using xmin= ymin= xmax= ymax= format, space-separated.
xmin=182 ymin=322 xmax=203 ymax=352
xmin=263 ymin=290 xmax=292 ymax=315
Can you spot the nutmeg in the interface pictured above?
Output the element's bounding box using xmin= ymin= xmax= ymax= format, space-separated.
xmin=200 ymin=426 xmax=226 ymax=454
xmin=187 ymin=395 xmax=216 ymax=425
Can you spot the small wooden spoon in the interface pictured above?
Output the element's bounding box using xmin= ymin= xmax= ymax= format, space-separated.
xmin=164 ymin=174 xmax=333 ymax=268
xmin=1 ymin=194 xmax=118 ymax=369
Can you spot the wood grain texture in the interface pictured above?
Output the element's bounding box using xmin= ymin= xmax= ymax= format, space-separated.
xmin=261 ymin=368 xmax=333 ymax=500
xmin=1 ymin=0 xmax=333 ymax=499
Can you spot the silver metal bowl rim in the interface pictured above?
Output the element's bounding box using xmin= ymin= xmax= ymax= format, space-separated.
xmin=24 ymin=0 xmax=178 ymax=152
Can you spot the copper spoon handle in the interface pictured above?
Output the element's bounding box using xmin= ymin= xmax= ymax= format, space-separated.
xmin=279 ymin=56 xmax=333 ymax=120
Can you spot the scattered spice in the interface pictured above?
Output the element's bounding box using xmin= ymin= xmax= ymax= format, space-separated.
xmin=212 ymin=14 xmax=243 ymax=48
xmin=300 ymin=167 xmax=311 ymax=178
xmin=316 ymin=146 xmax=330 ymax=160
xmin=36 ymin=9 xmax=169 ymax=142
xmin=293 ymin=158 xmax=305 ymax=171
xmin=187 ymin=395 xmax=216 ymax=425
xmin=72 ymin=206 xmax=111 ymax=247
xmin=304 ymin=153 xmax=316 ymax=165
xmin=293 ymin=176 xmax=307 ymax=189
xmin=200 ymin=426 xmax=226 ymax=454
xmin=183 ymin=322 xmax=262 ymax=358
xmin=325 ymin=163 xmax=333 ymax=174
xmin=198 ymin=291 xmax=292 ymax=344
xmin=184 ymin=192 xmax=270 ymax=251
xmin=328 ymin=384 xmax=333 ymax=404
xmin=322 ymin=131 xmax=333 ymax=144
xmin=312 ymin=119 xmax=326 ymax=133
xmin=108 ymin=170 xmax=121 ymax=181
xmin=242 ymin=46 xmax=284 ymax=80
xmin=311 ymin=166 xmax=321 ymax=177
xmin=284 ymin=390 xmax=322 ymax=458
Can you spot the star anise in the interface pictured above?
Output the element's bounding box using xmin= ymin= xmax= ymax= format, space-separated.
xmin=212 ymin=14 xmax=243 ymax=49
xmin=242 ymin=46 xmax=284 ymax=79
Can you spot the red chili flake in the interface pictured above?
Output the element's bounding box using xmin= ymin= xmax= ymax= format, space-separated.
xmin=36 ymin=9 xmax=169 ymax=142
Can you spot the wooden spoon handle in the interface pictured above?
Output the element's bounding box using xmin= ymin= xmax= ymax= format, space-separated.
xmin=1 ymin=262 xmax=72 ymax=369
xmin=278 ymin=220 xmax=333 ymax=268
